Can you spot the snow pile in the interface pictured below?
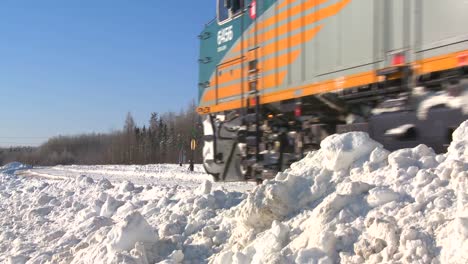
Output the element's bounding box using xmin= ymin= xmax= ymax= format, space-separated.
xmin=214 ymin=121 xmax=468 ymax=263
xmin=0 ymin=164 xmax=246 ymax=263
xmin=1 ymin=121 xmax=467 ymax=263
xmin=0 ymin=162 xmax=32 ymax=175
xmin=447 ymin=119 xmax=468 ymax=162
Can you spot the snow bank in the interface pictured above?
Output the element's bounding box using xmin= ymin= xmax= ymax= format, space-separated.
xmin=1 ymin=121 xmax=467 ymax=263
xmin=0 ymin=163 xmax=246 ymax=263
xmin=214 ymin=120 xmax=468 ymax=264
xmin=0 ymin=162 xmax=32 ymax=175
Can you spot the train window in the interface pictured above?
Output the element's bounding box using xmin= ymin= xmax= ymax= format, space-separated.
xmin=218 ymin=0 xmax=244 ymax=24
xmin=231 ymin=0 xmax=244 ymax=15
xmin=249 ymin=60 xmax=258 ymax=72
xmin=218 ymin=0 xmax=229 ymax=23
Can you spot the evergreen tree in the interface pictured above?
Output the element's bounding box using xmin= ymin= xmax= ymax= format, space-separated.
xmin=0 ymin=101 xmax=204 ymax=166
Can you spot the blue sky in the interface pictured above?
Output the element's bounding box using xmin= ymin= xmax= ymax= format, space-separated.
xmin=0 ymin=0 xmax=214 ymax=147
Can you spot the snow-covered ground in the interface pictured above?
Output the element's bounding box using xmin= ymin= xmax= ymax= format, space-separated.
xmin=18 ymin=164 xmax=255 ymax=193
xmin=1 ymin=120 xmax=467 ymax=264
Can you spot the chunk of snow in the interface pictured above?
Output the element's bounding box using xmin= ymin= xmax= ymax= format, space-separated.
xmin=320 ymin=132 xmax=381 ymax=172
xmin=447 ymin=120 xmax=468 ymax=162
xmin=100 ymin=196 xmax=125 ymax=218
xmin=366 ymin=187 xmax=400 ymax=207
xmin=98 ymin=178 xmax=113 ymax=190
xmin=119 ymin=181 xmax=135 ymax=193
xmin=197 ymin=180 xmax=212 ymax=195
xmin=106 ymin=211 xmax=158 ymax=252
xmin=384 ymin=124 xmax=415 ymax=136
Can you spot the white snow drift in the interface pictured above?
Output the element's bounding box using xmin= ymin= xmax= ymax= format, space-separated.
xmin=1 ymin=120 xmax=467 ymax=264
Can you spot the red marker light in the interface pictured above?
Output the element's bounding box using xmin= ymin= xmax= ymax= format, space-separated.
xmin=294 ymin=105 xmax=302 ymax=117
xmin=392 ymin=53 xmax=405 ymax=66
xmin=458 ymin=53 xmax=468 ymax=66
xmin=250 ymin=0 xmax=257 ymax=20
xmin=250 ymin=97 xmax=257 ymax=106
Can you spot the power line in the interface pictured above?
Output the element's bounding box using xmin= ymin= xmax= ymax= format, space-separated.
xmin=0 ymin=142 xmax=40 ymax=145
xmin=0 ymin=137 xmax=49 ymax=139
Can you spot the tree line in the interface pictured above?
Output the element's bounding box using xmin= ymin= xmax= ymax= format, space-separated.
xmin=0 ymin=101 xmax=204 ymax=166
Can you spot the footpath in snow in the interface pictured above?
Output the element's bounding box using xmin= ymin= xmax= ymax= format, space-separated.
xmin=0 ymin=120 xmax=467 ymax=264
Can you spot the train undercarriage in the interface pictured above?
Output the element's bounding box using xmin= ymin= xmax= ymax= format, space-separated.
xmin=202 ymin=67 xmax=468 ymax=182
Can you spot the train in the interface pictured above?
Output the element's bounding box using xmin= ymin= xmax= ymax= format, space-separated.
xmin=197 ymin=0 xmax=468 ymax=182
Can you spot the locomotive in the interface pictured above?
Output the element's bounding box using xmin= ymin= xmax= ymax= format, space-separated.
xmin=197 ymin=0 xmax=468 ymax=182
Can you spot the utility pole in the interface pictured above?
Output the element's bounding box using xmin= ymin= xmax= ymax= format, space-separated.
xmin=189 ymin=138 xmax=196 ymax=171
xmin=177 ymin=134 xmax=183 ymax=166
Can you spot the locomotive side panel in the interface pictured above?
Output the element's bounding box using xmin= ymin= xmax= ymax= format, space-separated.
xmin=387 ymin=0 xmax=408 ymax=54
xmin=315 ymin=1 xmax=341 ymax=77
xmin=410 ymin=0 xmax=468 ymax=76
xmin=419 ymin=0 xmax=468 ymax=56
xmin=339 ymin=0 xmax=377 ymax=70
xmin=311 ymin=0 xmax=381 ymax=83
xmin=198 ymin=0 xmax=468 ymax=114
xmin=258 ymin=0 xmax=389 ymax=99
